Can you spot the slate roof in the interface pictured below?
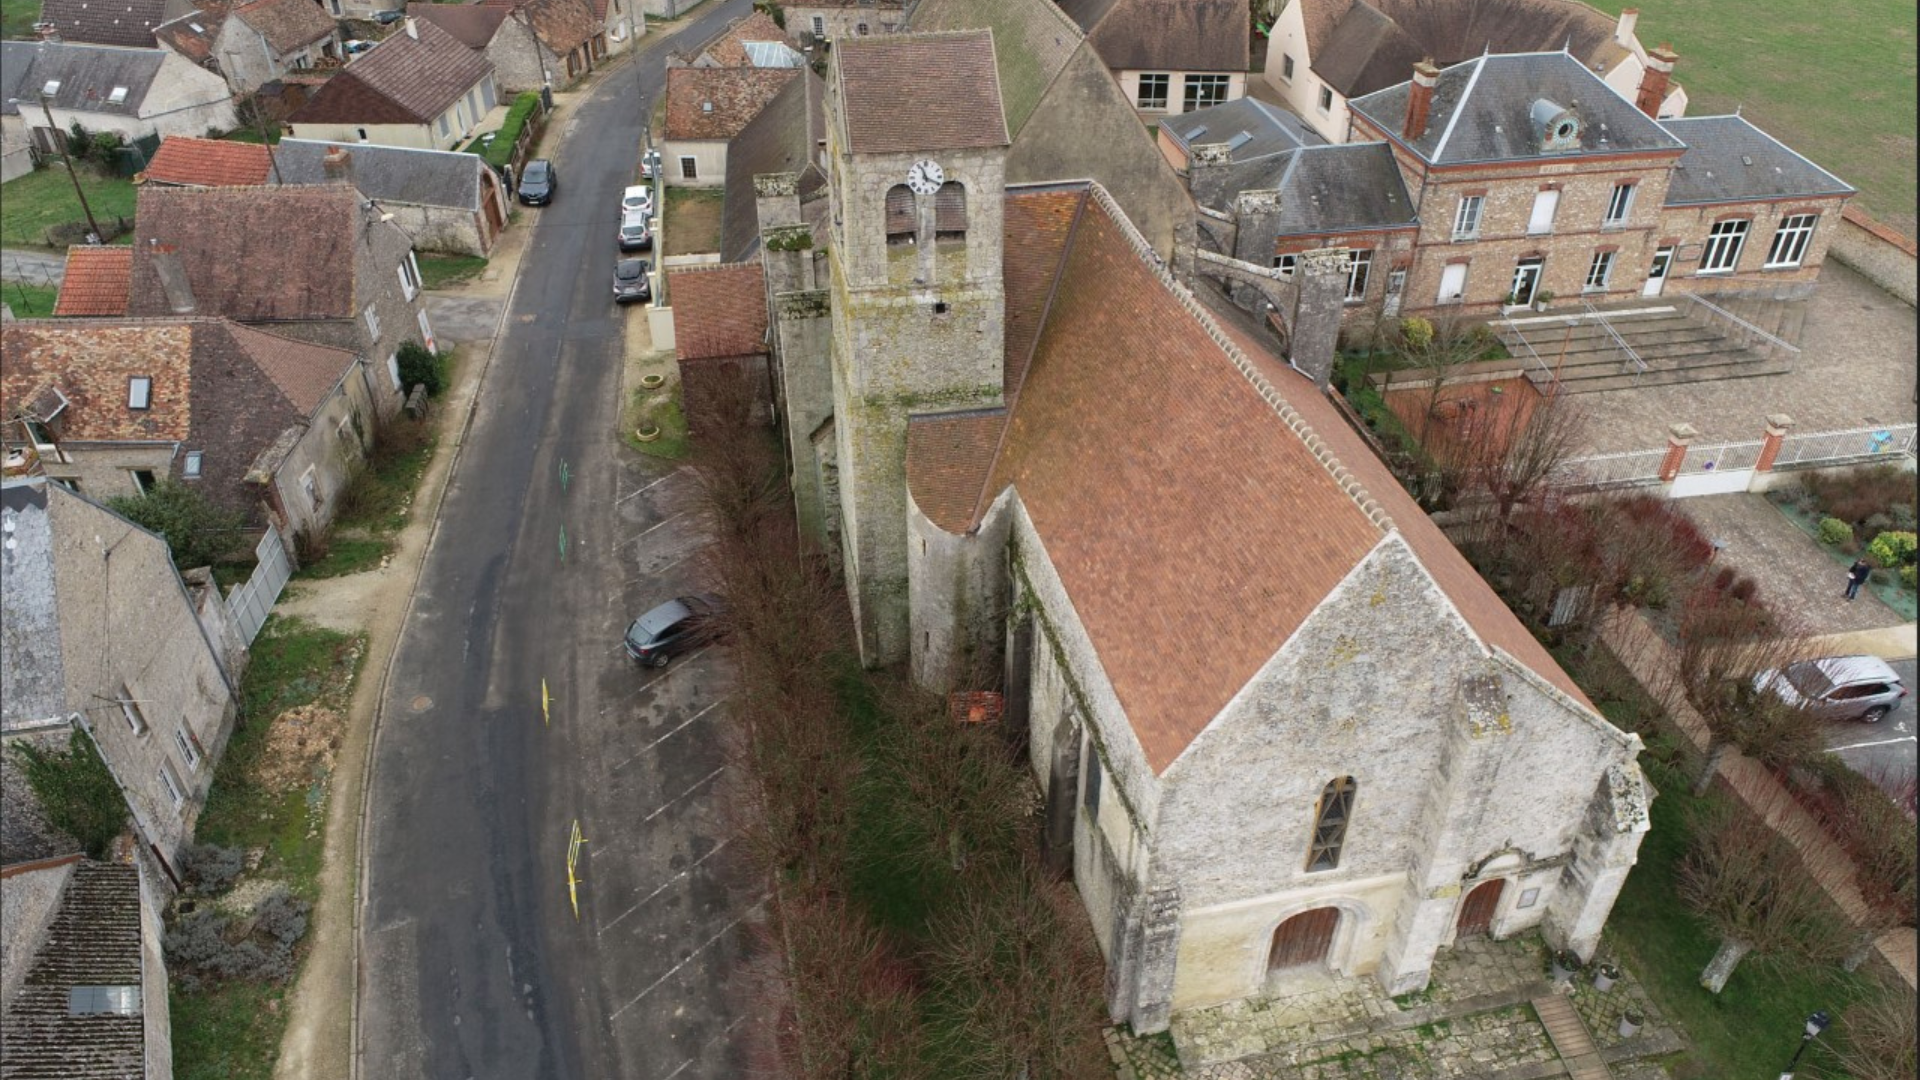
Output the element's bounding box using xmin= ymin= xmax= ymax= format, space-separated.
xmin=0 ymin=321 xmax=194 ymax=442
xmin=1162 ymin=97 xmax=1324 ymax=162
xmin=663 ymin=66 xmax=797 ymax=142
xmin=151 ymin=9 xmax=223 ymax=64
xmin=128 ymin=184 xmax=364 ymax=321
xmin=35 ymin=0 xmax=170 ymax=48
xmin=1301 ymin=0 xmax=1630 ymax=100
xmin=834 ymin=31 xmax=1009 ymax=154
xmin=685 ymin=9 xmax=793 ymax=66
xmin=1054 ymin=0 xmax=1247 ymax=73
xmin=0 ymin=481 xmax=68 ymax=735
xmin=1200 ymin=143 xmax=1417 ymax=234
xmin=405 ymin=2 xmax=509 ymax=49
xmin=669 ymin=262 xmax=768 ymax=360
xmin=231 ymin=0 xmax=337 ymax=55
xmin=289 ymin=18 xmax=493 ymax=125
xmin=0 ymin=861 xmax=147 ymax=1078
xmin=1350 ymin=50 xmax=1684 ymax=165
xmin=1658 ymin=115 xmax=1854 ymax=206
xmin=0 ymin=40 xmax=164 ymax=117
xmin=908 ymin=182 xmax=1590 ymax=771
xmin=904 ymin=0 xmax=1078 ymax=136
xmin=274 ymin=138 xmax=486 ymax=209
xmin=720 ymin=69 xmax=826 ymax=261
xmin=53 ymin=246 xmax=134 ymax=316
xmin=141 ymin=135 xmax=274 ymax=187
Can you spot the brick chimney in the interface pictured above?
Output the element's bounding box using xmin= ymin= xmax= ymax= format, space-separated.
xmin=1635 ymin=44 xmax=1678 ymax=118
xmin=322 ymin=146 xmax=352 ymax=181
xmin=1614 ymin=7 xmax=1638 ymax=47
xmin=1403 ymin=59 xmax=1442 ymax=141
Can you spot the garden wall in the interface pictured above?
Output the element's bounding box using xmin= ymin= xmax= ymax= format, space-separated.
xmin=1829 ymin=206 xmax=1917 ymax=308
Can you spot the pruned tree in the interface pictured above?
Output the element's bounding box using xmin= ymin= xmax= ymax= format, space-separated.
xmin=1677 ymin=796 xmax=1852 ymax=992
xmin=1451 ymin=388 xmax=1587 ymax=528
xmin=1829 ymin=979 xmax=1917 ymax=1080
xmin=1667 ymin=583 xmax=1820 ymax=795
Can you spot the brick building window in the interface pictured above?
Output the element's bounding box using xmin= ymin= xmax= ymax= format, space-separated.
xmin=1306 ymin=776 xmax=1356 ymax=872
xmin=1603 ymin=182 xmax=1635 ymax=227
xmin=884 ymin=184 xmax=916 ymax=244
xmin=1765 ymin=214 xmax=1818 ymax=269
xmin=1344 ymin=249 xmax=1372 ymax=302
xmin=1271 ymin=253 xmax=1297 ymax=278
xmin=1585 ymin=250 xmax=1615 ymax=291
xmin=1700 ymin=219 xmax=1749 ymax=273
xmin=1136 ymin=73 xmax=1169 ymax=110
xmin=1183 ymin=74 xmax=1231 ymax=111
xmin=1452 ymin=195 xmax=1483 ymax=240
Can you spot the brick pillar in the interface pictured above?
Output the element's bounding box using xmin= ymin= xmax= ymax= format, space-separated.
xmin=1658 ymin=422 xmax=1696 ymax=482
xmin=1635 ymin=45 xmax=1678 ymax=118
xmin=1289 ymin=247 xmax=1349 ymax=390
xmin=1755 ymin=412 xmax=1793 ymax=472
xmin=1403 ymin=59 xmax=1441 ymax=140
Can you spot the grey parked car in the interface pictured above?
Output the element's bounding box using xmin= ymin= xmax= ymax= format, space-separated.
xmin=624 ymin=595 xmax=725 ymax=667
xmin=1754 ymin=655 xmax=1910 ymax=723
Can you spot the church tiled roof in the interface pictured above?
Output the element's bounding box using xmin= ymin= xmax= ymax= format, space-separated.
xmin=833 ymin=31 xmax=1009 ymax=154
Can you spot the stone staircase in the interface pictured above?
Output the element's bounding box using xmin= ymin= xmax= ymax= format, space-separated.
xmin=1496 ymin=300 xmax=1796 ymax=395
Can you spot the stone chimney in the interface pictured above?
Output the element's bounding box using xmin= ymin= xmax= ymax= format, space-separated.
xmin=1635 ymin=44 xmax=1677 ymax=118
xmin=1289 ymin=248 xmax=1348 ymax=390
xmin=1614 ymin=7 xmax=1638 ymax=47
xmin=1402 ymin=59 xmax=1442 ymax=142
xmin=322 ymin=145 xmax=352 ymax=182
xmin=403 ymin=15 xmax=418 ymax=39
xmin=1186 ymin=143 xmax=1237 ymax=212
xmin=149 ymin=242 xmax=196 ymax=315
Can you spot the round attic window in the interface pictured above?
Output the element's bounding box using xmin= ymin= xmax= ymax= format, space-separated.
xmin=1555 ymin=121 xmax=1576 ymax=140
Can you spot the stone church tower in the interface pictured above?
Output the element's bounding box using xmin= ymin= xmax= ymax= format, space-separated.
xmin=818 ymin=32 xmax=1011 ymax=665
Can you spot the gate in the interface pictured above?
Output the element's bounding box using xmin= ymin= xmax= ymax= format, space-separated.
xmin=1456 ymin=879 xmax=1505 ymax=938
xmin=1269 ymin=907 xmax=1340 ymax=972
xmin=226 ymin=525 xmax=292 ymax=644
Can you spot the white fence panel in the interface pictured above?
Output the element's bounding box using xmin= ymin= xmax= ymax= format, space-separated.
xmin=1772 ymin=424 xmax=1916 ymax=469
xmin=226 ymin=526 xmax=292 ymax=644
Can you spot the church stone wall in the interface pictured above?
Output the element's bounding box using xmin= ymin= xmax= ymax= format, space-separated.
xmin=907 ymin=484 xmax=1012 ymax=689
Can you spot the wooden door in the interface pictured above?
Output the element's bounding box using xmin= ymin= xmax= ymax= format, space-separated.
xmin=1456 ymin=879 xmax=1505 ymax=938
xmin=1269 ymin=907 xmax=1339 ymax=972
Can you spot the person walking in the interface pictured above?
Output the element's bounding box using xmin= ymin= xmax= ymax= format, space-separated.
xmin=1844 ymin=557 xmax=1872 ymax=600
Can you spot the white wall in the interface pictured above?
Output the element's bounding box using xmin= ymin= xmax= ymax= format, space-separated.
xmin=1116 ymin=70 xmax=1247 ymax=116
xmin=661 ymin=138 xmax=726 ymax=187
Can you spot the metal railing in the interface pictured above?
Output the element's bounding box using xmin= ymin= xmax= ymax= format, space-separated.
xmin=1557 ymin=423 xmax=1916 ymax=491
xmin=1581 ymin=299 xmax=1647 ymax=374
xmin=1676 ymin=439 xmax=1763 ymax=475
xmin=1504 ymin=328 xmax=1561 ymax=395
xmin=1771 ymin=423 xmax=1916 ymax=468
xmin=1681 ymin=294 xmax=1802 ymax=359
xmin=1555 ymin=447 xmax=1669 ymax=488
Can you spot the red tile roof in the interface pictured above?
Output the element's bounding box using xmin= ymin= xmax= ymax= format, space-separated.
xmin=833 ymin=31 xmax=1009 ymax=154
xmin=128 ymin=184 xmax=363 ymax=321
xmin=906 ymin=410 xmax=1006 ymax=532
xmin=688 ymin=10 xmax=793 ymax=66
xmin=0 ymin=321 xmax=194 ymax=442
xmin=231 ymin=0 xmax=338 ymax=55
xmin=668 ymin=262 xmax=769 ymax=360
xmin=53 ymin=247 xmax=133 ymax=317
xmin=141 ymin=137 xmax=273 ymax=188
xmin=152 ymin=10 xmax=226 ymax=64
xmin=663 ymin=67 xmax=798 ymax=141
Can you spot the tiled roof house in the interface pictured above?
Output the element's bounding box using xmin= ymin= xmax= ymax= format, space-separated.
xmin=1054 ymin=0 xmax=1249 ymax=116
xmin=287 ymin=17 xmax=499 ymax=151
xmin=211 ymin=0 xmax=342 ymax=93
xmin=0 ymin=40 xmax=237 ymax=145
xmin=272 ymin=138 xmax=514 ymax=256
xmin=53 ymin=246 xmax=134 ymax=316
xmin=669 ymin=262 xmax=770 ymax=432
xmin=661 ymin=65 xmax=797 ymax=187
xmin=33 ymin=0 xmax=192 ymax=48
xmin=139 ymin=135 xmax=274 ymax=187
xmin=676 ymin=10 xmax=801 ymax=68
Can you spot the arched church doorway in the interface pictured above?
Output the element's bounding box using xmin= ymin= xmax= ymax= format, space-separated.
xmin=1268 ymin=907 xmax=1340 ymax=972
xmin=1456 ymin=879 xmax=1505 ymax=939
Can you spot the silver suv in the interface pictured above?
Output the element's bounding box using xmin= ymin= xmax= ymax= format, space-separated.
xmin=1754 ymin=655 xmax=1909 ymax=724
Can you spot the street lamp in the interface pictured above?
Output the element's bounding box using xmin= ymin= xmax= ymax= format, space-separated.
xmin=1777 ymin=1009 xmax=1830 ymax=1080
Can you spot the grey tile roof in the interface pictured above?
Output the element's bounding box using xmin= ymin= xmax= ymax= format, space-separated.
xmin=1162 ymin=97 xmax=1324 ymax=162
xmin=1055 ymin=0 xmax=1247 ymax=72
xmin=35 ymin=0 xmax=171 ymax=48
xmin=0 ymin=479 xmax=66 ymax=731
xmin=274 ymin=138 xmax=485 ymax=210
xmin=290 ymin=17 xmax=493 ymax=125
xmin=1658 ymin=115 xmax=1855 ymax=206
xmin=722 ymin=69 xmax=826 ymax=261
xmin=0 ymin=40 xmax=165 ymax=117
xmin=1350 ymin=50 xmax=1683 ymax=165
xmin=0 ymin=860 xmax=147 ymax=1079
xmin=1207 ymin=142 xmax=1418 ymax=234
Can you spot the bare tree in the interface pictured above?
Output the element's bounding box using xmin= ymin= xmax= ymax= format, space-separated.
xmin=1667 ymin=584 xmax=1820 ymax=795
xmin=1828 ymin=978 xmax=1917 ymax=1080
xmin=1452 ymin=389 xmax=1587 ymax=528
xmin=1678 ymin=795 xmax=1852 ymax=992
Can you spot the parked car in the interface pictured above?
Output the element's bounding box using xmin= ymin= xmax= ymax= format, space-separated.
xmin=639 ymin=148 xmax=662 ymax=179
xmin=344 ymin=38 xmax=372 ymax=54
xmin=373 ymin=8 xmax=403 ymax=23
xmin=624 ymin=595 xmax=724 ymax=667
xmin=621 ymin=183 xmax=654 ymax=217
xmin=519 ymin=159 xmax=556 ymax=205
xmin=1754 ymin=655 xmax=1910 ymax=723
xmin=613 ymin=258 xmax=652 ymax=304
xmin=618 ymin=211 xmax=653 ymax=252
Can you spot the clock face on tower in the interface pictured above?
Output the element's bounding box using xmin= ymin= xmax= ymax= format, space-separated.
xmin=905 ymin=159 xmax=945 ymax=195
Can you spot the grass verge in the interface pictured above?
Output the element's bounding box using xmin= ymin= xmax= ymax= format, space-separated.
xmin=2 ymin=281 xmax=59 ymax=317
xmin=1 ymin=0 xmax=37 ymax=37
xmin=0 ymin=165 xmax=138 ymax=249
xmin=170 ymin=981 xmax=290 ymax=1080
xmin=294 ymin=536 xmax=390 ymax=579
xmin=417 ymin=253 xmax=488 ymax=290
xmin=623 ymin=382 xmax=689 ymax=459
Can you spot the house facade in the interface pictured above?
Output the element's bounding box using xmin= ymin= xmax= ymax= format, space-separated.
xmin=1263 ymin=0 xmax=1687 ymax=144
xmin=212 ymin=0 xmax=342 ymax=94
xmin=662 ymin=66 xmax=798 ymax=187
xmin=412 ymin=0 xmax=604 ymax=93
xmin=287 ymin=18 xmax=498 ymax=151
xmin=1057 ymin=0 xmax=1248 ymax=118
xmin=275 ymin=138 xmax=512 ymax=256
xmin=0 ymin=41 xmax=237 ymax=151
xmin=751 ymin=27 xmax=1649 ymax=1035
xmin=785 ymin=0 xmax=905 ymax=42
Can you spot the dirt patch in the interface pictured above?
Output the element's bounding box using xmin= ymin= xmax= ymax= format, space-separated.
xmin=250 ymin=705 xmax=346 ymax=792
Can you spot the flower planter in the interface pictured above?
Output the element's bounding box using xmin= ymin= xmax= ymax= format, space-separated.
xmin=635 ymin=426 xmax=661 ymax=443
xmin=1549 ymin=949 xmax=1582 ymax=983
xmin=1618 ymin=1009 xmax=1644 ymax=1037
xmin=1593 ymin=963 xmax=1620 ymax=992
xmin=639 ymin=373 xmax=666 ymax=390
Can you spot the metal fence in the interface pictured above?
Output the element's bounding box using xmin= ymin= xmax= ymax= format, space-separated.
xmin=226 ymin=526 xmax=292 ymax=644
xmin=1771 ymin=423 xmax=1916 ymax=468
xmin=1557 ymin=422 xmax=1916 ymax=492
xmin=1555 ymin=447 xmax=1668 ymax=488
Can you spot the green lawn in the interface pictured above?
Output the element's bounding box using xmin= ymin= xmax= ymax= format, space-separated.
xmin=0 ymin=165 xmax=138 ymax=249
xmin=416 ymin=253 xmax=488 ymax=290
xmin=1597 ymin=0 xmax=1917 ymax=234
xmin=662 ymin=187 xmax=723 ymax=257
xmin=170 ymin=981 xmax=290 ymax=1080
xmin=2 ymin=281 xmax=59 ymax=317
xmin=1 ymin=0 xmax=37 ymax=39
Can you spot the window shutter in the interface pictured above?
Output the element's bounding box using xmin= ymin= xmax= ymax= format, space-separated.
xmin=884 ymin=185 xmax=915 ymax=237
xmin=934 ymin=182 xmax=966 ymax=234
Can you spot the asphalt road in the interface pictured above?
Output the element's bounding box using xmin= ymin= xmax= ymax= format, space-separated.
xmin=357 ymin=6 xmax=757 ymax=1078
xmin=1824 ymin=657 xmax=1917 ymax=796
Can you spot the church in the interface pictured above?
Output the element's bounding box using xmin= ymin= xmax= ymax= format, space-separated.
xmin=727 ymin=22 xmax=1651 ymax=1035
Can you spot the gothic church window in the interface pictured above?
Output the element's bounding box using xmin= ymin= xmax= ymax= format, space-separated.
xmin=934 ymin=181 xmax=966 ymax=242
xmin=1306 ymin=776 xmax=1356 ymax=871
xmin=884 ymin=184 xmax=916 ymax=244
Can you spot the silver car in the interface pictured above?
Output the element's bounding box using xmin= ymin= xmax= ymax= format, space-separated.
xmin=1754 ymin=655 xmax=1909 ymax=724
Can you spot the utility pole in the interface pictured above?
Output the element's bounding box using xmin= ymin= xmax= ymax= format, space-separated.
xmin=37 ymin=92 xmax=103 ymax=243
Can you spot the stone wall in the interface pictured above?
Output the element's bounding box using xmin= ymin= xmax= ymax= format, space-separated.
xmin=265 ymin=361 xmax=376 ymax=543
xmin=389 ymin=202 xmax=488 ymax=258
xmin=907 ymin=484 xmax=1012 ymax=688
xmin=137 ymin=849 xmax=174 ymax=1079
xmin=1828 ymin=206 xmax=1917 ymax=306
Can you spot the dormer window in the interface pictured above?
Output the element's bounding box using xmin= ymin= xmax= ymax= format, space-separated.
xmin=1530 ymin=99 xmax=1582 ymax=152
xmin=128 ymin=376 xmax=152 ymax=410
xmin=108 ymin=85 xmax=128 ymax=104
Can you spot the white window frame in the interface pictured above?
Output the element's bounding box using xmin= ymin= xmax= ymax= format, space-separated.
xmin=108 ymin=85 xmax=128 ymax=104
xmin=810 ymin=14 xmax=824 ymax=37
xmin=1603 ymin=182 xmax=1635 ymax=227
xmin=118 ymin=691 xmax=148 ymax=735
xmin=1700 ymin=219 xmax=1749 ymax=273
xmin=1452 ymin=195 xmax=1483 ymax=240
xmin=1317 ymin=85 xmax=1333 ymax=114
xmin=398 ymin=252 xmax=422 ymax=300
xmin=1584 ymin=250 xmax=1615 ymax=291
xmin=159 ymin=763 xmax=185 ymax=807
xmin=174 ymin=727 xmax=201 ymax=771
xmin=1135 ymin=72 xmax=1170 ymax=111
xmin=182 ymin=450 xmax=203 ymax=478
xmin=301 ymin=466 xmax=320 ymax=509
xmin=1271 ymin=253 xmax=1296 ymax=278
xmin=363 ymin=304 xmax=381 ymax=341
xmin=1765 ymin=213 xmax=1818 ymax=269
xmin=386 ymin=352 xmax=402 ymax=391
xmin=128 ymin=376 xmax=152 ymax=410
xmin=436 ymin=113 xmax=451 ymax=138
xmin=1182 ymin=74 xmax=1231 ymax=112
xmin=1344 ymin=249 xmax=1372 ymax=303
xmin=417 ymin=308 xmax=436 ymax=352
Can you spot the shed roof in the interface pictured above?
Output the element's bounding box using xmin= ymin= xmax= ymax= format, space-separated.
xmin=1658 ymin=115 xmax=1854 ymax=205
xmin=833 ymin=31 xmax=1009 ymax=154
xmin=142 ymin=135 xmax=274 ymax=187
xmin=53 ymin=246 xmax=134 ymax=316
xmin=1162 ymin=97 xmax=1325 ymax=163
xmin=232 ymin=0 xmax=338 ymax=55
